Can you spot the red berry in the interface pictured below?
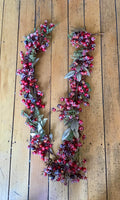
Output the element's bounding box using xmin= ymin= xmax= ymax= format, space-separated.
xmin=41 ymin=104 xmax=45 ymax=108
xmin=60 ymin=97 xmax=64 ymax=102
xmin=52 ymin=108 xmax=56 ymax=112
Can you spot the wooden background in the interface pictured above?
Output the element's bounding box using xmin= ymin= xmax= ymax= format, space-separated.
xmin=0 ymin=0 xmax=120 ymax=199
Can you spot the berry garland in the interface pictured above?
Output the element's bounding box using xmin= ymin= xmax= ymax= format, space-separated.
xmin=17 ymin=21 xmax=95 ymax=185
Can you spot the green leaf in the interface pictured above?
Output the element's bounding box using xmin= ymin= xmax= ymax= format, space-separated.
xmin=76 ymin=72 xmax=82 ymax=82
xmin=74 ymin=49 xmax=84 ymax=54
xmin=68 ymin=32 xmax=74 ymax=39
xmin=38 ymin=115 xmax=44 ymax=121
xmin=73 ymin=130 xmax=79 ymax=139
xmin=76 ymin=66 xmax=81 ymax=72
xmin=67 ymin=132 xmax=74 ymax=141
xmin=69 ymin=63 xmax=74 ymax=68
xmin=29 ymin=120 xmax=37 ymax=127
xmin=46 ymin=24 xmax=57 ymax=34
xmin=29 ymin=54 xmax=36 ymax=62
xmin=41 ymin=118 xmax=48 ymax=127
xmin=39 ymin=129 xmax=44 ymax=135
xmin=64 ymin=120 xmax=70 ymax=126
xmin=49 ymin=148 xmax=54 ymax=154
xmin=46 ymin=26 xmax=49 ymax=34
xmin=25 ymin=118 xmax=37 ymax=130
xmin=30 ymin=120 xmax=38 ymax=126
xmin=84 ymin=68 xmax=90 ymax=76
xmin=25 ymin=118 xmax=29 ymax=124
xmin=37 ymin=123 xmax=43 ymax=132
xmin=21 ymin=110 xmax=29 ymax=118
xmin=67 ymin=109 xmax=78 ymax=114
xmin=29 ymin=94 xmax=33 ymax=98
xmin=71 ymin=120 xmax=79 ymax=132
xmin=62 ymin=128 xmax=71 ymax=141
xmin=64 ymin=71 xmax=75 ymax=79
xmin=49 ymin=133 xmax=53 ymax=140
xmin=32 ymin=58 xmax=39 ymax=67
xmin=34 ymin=106 xmax=40 ymax=116
xmin=73 ymin=52 xmax=82 ymax=58
xmin=86 ymin=82 xmax=91 ymax=91
xmin=30 ymin=132 xmax=38 ymax=137
xmin=37 ymin=123 xmax=44 ymax=135
xmin=68 ymin=34 xmax=71 ymax=39
xmin=47 ymin=27 xmax=54 ymax=34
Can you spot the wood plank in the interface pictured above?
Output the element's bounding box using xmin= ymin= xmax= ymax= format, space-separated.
xmin=100 ymin=0 xmax=120 ymax=199
xmin=1 ymin=1 xmax=120 ymax=199
xmin=0 ymin=0 xmax=4 ymax=43
xmin=0 ymin=0 xmax=19 ymax=199
xmin=29 ymin=0 xmax=52 ymax=199
xmin=83 ymin=1 xmax=107 ymax=199
xmin=69 ymin=1 xmax=88 ymax=200
xmin=116 ymin=0 xmax=120 ymax=87
xmin=9 ymin=1 xmax=35 ymax=199
xmin=49 ymin=0 xmax=68 ymax=199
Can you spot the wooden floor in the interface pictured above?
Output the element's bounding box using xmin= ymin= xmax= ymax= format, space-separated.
xmin=1 ymin=0 xmax=120 ymax=199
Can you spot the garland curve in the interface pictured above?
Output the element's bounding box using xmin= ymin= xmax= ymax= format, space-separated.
xmin=17 ymin=20 xmax=96 ymax=185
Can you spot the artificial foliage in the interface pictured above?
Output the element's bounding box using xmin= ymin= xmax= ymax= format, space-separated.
xmin=17 ymin=20 xmax=95 ymax=185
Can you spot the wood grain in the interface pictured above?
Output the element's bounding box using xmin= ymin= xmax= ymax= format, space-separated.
xmin=29 ymin=0 xmax=52 ymax=199
xmin=0 ymin=0 xmax=19 ymax=199
xmin=0 ymin=0 xmax=120 ymax=199
xmin=69 ymin=1 xmax=88 ymax=200
xmin=100 ymin=0 xmax=120 ymax=199
xmin=116 ymin=0 xmax=120 ymax=74
xmin=84 ymin=0 xmax=107 ymax=199
xmin=9 ymin=1 xmax=35 ymax=199
xmin=49 ymin=0 xmax=68 ymax=199
xmin=0 ymin=0 xmax=4 ymax=43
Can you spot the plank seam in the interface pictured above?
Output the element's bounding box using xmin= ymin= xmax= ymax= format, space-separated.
xmin=27 ymin=147 xmax=31 ymax=200
xmin=67 ymin=0 xmax=69 ymax=94
xmin=34 ymin=0 xmax=37 ymax=30
xmin=0 ymin=0 xmax=5 ymax=58
xmin=7 ymin=0 xmax=21 ymax=199
xmin=48 ymin=0 xmax=53 ymax=199
xmin=84 ymin=2 xmax=89 ymax=199
xmin=99 ymin=0 xmax=108 ymax=199
xmin=67 ymin=0 xmax=69 ymax=199
xmin=27 ymin=1 xmax=37 ymax=199
xmin=83 ymin=0 xmax=85 ymax=29
xmin=114 ymin=0 xmax=120 ymax=93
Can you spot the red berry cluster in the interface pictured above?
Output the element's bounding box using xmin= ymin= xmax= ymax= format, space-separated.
xmin=18 ymin=25 xmax=95 ymax=185
xmin=70 ymin=31 xmax=95 ymax=50
xmin=70 ymin=80 xmax=90 ymax=105
xmin=57 ymin=138 xmax=82 ymax=157
xmin=55 ymin=80 xmax=91 ymax=125
xmin=28 ymin=135 xmax=52 ymax=161
xmin=49 ymin=30 xmax=95 ymax=183
xmin=44 ymin=138 xmax=87 ymax=184
xmin=17 ymin=21 xmax=55 ymax=161
xmin=23 ymin=20 xmax=54 ymax=52
xmin=17 ymin=21 xmax=55 ymax=116
xmin=72 ymin=56 xmax=94 ymax=76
